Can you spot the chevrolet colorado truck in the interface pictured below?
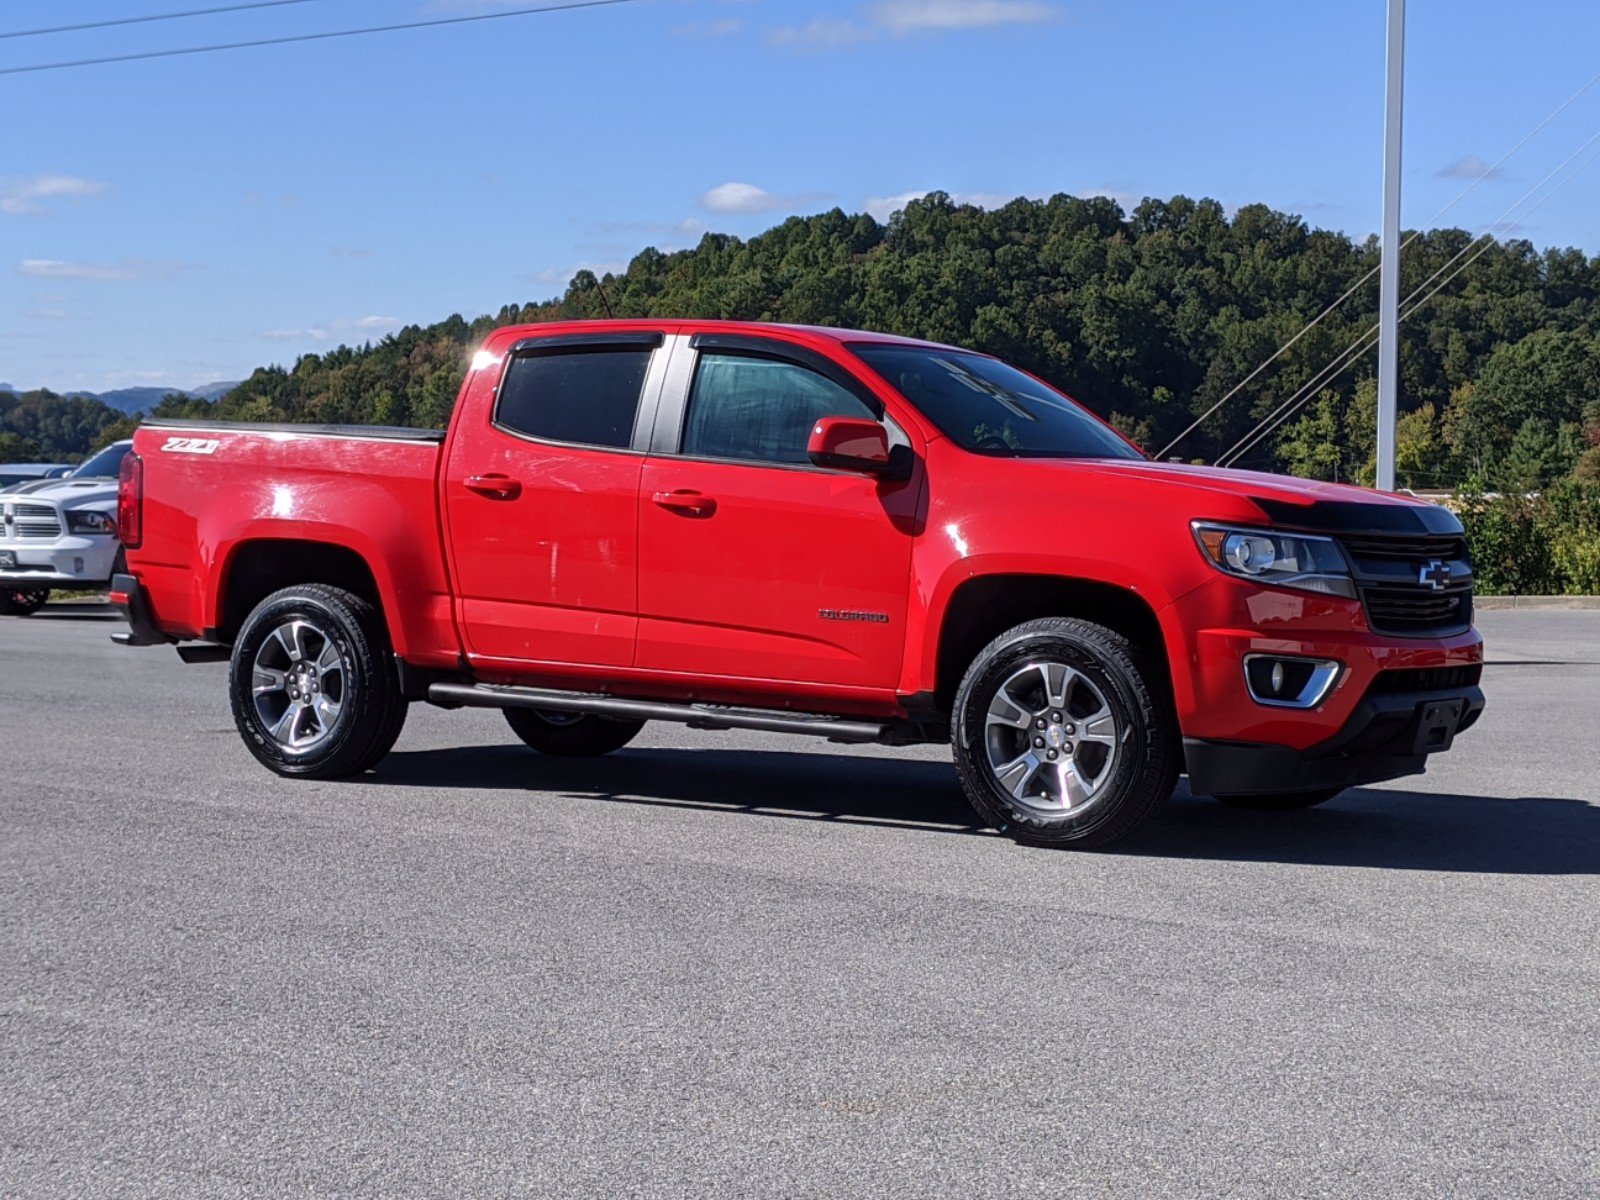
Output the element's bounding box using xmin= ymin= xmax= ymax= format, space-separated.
xmin=111 ymin=320 xmax=1484 ymax=848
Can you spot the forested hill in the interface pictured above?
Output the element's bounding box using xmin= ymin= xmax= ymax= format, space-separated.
xmin=149 ymin=192 xmax=1600 ymax=490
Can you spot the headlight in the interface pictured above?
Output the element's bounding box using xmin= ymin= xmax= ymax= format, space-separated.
xmin=67 ymin=510 xmax=117 ymax=535
xmin=1191 ymin=523 xmax=1355 ymax=598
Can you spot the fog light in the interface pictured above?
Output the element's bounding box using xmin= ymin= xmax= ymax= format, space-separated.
xmin=74 ymin=557 xmax=85 ymax=574
xmin=1243 ymin=654 xmax=1342 ymax=708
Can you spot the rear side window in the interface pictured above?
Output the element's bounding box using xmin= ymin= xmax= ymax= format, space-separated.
xmin=495 ymin=347 xmax=652 ymax=450
xmin=682 ymin=353 xmax=877 ymax=466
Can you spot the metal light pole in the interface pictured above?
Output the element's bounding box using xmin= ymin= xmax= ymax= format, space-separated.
xmin=1375 ymin=0 xmax=1405 ymax=492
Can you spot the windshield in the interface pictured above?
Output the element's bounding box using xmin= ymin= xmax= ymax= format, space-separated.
xmin=72 ymin=443 xmax=130 ymax=479
xmin=849 ymin=344 xmax=1142 ymax=460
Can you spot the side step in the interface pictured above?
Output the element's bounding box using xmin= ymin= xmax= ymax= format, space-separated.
xmin=426 ymin=681 xmax=893 ymax=744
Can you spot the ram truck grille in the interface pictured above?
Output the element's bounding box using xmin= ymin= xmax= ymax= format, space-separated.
xmin=3 ymin=502 xmax=64 ymax=541
xmin=1338 ymin=532 xmax=1474 ymax=638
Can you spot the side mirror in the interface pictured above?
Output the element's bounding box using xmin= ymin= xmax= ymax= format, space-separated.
xmin=808 ymin=416 xmax=893 ymax=475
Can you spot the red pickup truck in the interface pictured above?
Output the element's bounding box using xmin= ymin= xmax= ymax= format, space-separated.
xmin=112 ymin=320 xmax=1484 ymax=848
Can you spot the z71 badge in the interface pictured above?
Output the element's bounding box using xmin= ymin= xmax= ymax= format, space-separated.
xmin=160 ymin=437 xmax=222 ymax=455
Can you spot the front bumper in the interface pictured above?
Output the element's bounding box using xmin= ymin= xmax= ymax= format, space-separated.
xmin=1162 ymin=573 xmax=1484 ymax=751
xmin=1190 ymin=681 xmax=1484 ymax=803
xmin=0 ymin=534 xmax=120 ymax=588
xmin=1184 ymin=681 xmax=1485 ymax=795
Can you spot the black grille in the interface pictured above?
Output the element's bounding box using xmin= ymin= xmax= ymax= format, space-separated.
xmin=1338 ymin=531 xmax=1474 ymax=637
xmin=1369 ymin=664 xmax=1483 ymax=693
xmin=1339 ymin=533 xmax=1467 ymax=561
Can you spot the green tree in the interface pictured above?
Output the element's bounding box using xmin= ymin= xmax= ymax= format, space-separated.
xmin=0 ymin=431 xmax=43 ymax=461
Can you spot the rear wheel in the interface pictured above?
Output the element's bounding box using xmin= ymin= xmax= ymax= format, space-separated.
xmin=0 ymin=588 xmax=49 ymax=616
xmin=1212 ymin=788 xmax=1343 ymax=811
xmin=952 ymin=617 xmax=1178 ymax=849
xmin=504 ymin=708 xmax=645 ymax=757
xmin=229 ymin=583 xmax=405 ymax=778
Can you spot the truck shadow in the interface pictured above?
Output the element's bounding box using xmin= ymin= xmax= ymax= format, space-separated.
xmin=370 ymin=745 xmax=1598 ymax=875
xmin=32 ymin=602 xmax=117 ymax=622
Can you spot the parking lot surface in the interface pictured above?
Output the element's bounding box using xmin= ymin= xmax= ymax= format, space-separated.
xmin=2 ymin=607 xmax=1596 ymax=1198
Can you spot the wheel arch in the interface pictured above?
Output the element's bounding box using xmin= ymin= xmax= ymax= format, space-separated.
xmin=931 ymin=574 xmax=1178 ymax=713
xmin=214 ymin=538 xmax=385 ymax=645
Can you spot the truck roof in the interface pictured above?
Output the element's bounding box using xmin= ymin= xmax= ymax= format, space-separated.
xmin=489 ymin=318 xmax=967 ymax=354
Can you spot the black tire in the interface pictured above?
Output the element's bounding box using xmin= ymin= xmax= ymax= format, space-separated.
xmin=952 ymin=617 xmax=1178 ymax=849
xmin=0 ymin=588 xmax=49 ymax=616
xmin=229 ymin=583 xmax=404 ymax=779
xmin=504 ymin=708 xmax=645 ymax=757
xmin=1212 ymin=788 xmax=1343 ymax=811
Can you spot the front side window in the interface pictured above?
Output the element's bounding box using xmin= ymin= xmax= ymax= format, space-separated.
xmin=682 ymin=353 xmax=877 ymax=466
xmin=849 ymin=344 xmax=1142 ymax=460
xmin=495 ymin=347 xmax=652 ymax=450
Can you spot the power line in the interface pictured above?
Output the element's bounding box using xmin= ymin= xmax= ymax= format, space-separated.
xmin=1215 ymin=142 xmax=1600 ymax=470
xmin=1156 ymin=66 xmax=1600 ymax=461
xmin=0 ymin=0 xmax=328 ymax=42
xmin=0 ymin=0 xmax=639 ymax=76
xmin=1218 ymin=140 xmax=1600 ymax=469
xmin=1215 ymin=127 xmax=1600 ymax=466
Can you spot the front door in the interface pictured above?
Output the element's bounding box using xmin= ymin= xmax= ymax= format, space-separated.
xmin=636 ymin=341 xmax=920 ymax=690
xmin=443 ymin=334 xmax=664 ymax=667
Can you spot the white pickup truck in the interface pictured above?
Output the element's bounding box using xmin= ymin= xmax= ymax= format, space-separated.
xmin=0 ymin=441 xmax=131 ymax=616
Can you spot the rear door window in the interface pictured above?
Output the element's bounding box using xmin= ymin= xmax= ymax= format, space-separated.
xmin=495 ymin=347 xmax=653 ymax=450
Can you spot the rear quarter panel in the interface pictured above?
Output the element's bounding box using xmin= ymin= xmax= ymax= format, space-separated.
xmin=128 ymin=427 xmax=458 ymax=666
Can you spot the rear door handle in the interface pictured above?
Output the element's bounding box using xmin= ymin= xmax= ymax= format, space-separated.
xmin=465 ymin=473 xmax=522 ymax=500
xmin=652 ymin=490 xmax=717 ymax=517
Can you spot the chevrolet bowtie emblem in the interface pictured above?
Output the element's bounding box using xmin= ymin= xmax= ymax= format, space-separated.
xmin=1418 ymin=559 xmax=1452 ymax=590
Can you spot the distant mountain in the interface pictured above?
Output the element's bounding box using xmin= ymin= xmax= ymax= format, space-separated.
xmin=54 ymin=382 xmax=241 ymax=415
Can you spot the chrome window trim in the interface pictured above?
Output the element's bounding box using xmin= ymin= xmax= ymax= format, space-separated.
xmin=486 ymin=336 xmax=670 ymax=459
xmin=648 ymin=339 xmax=909 ymax=474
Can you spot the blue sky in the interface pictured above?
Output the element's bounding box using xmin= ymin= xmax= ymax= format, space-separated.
xmin=2 ymin=0 xmax=1597 ymax=393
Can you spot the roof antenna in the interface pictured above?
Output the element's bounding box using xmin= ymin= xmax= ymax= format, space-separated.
xmin=593 ymin=275 xmax=616 ymax=320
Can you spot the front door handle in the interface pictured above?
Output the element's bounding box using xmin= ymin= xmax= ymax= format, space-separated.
xmin=651 ymin=489 xmax=717 ymax=517
xmin=465 ymin=473 xmax=522 ymax=500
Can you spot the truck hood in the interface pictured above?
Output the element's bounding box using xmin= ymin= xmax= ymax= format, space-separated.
xmin=1 ymin=476 xmax=118 ymax=509
xmin=1034 ymin=457 xmax=1464 ymax=535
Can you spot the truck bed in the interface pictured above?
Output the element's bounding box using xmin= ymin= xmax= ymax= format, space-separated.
xmin=129 ymin=418 xmax=459 ymax=665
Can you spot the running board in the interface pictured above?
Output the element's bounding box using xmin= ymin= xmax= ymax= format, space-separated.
xmin=426 ymin=682 xmax=893 ymax=744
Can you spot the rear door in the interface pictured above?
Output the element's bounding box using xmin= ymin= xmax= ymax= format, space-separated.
xmin=635 ymin=334 xmax=921 ymax=690
xmin=443 ymin=331 xmax=668 ymax=668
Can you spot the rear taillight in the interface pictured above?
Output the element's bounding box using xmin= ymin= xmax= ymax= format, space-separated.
xmin=118 ymin=451 xmax=143 ymax=549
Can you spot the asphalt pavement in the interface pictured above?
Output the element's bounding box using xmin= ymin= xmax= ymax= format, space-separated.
xmin=2 ymin=606 xmax=1596 ymax=1198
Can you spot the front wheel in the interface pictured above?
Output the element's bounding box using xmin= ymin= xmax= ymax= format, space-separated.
xmin=0 ymin=587 xmax=50 ymax=616
xmin=504 ymin=708 xmax=645 ymax=757
xmin=1212 ymin=788 xmax=1343 ymax=811
xmin=952 ymin=617 xmax=1178 ymax=849
xmin=229 ymin=583 xmax=405 ymax=778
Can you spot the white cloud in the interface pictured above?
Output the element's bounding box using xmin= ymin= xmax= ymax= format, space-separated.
xmin=1437 ymin=154 xmax=1506 ymax=181
xmin=675 ymin=17 xmax=743 ymax=38
xmin=868 ymin=0 xmax=1054 ymax=33
xmin=522 ymin=261 xmax=630 ymax=288
xmin=260 ymin=315 xmax=403 ymax=343
xmin=699 ymin=181 xmax=830 ymax=215
xmin=766 ymin=18 xmax=875 ymax=47
xmin=863 ymin=189 xmax=1035 ymax=221
xmin=589 ymin=216 xmax=707 ymax=239
xmin=1 ymin=174 xmax=107 ymax=216
xmin=769 ymin=0 xmax=1053 ymax=46
xmin=17 ymin=258 xmax=180 ymax=282
xmin=1077 ymin=186 xmax=1144 ymax=212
